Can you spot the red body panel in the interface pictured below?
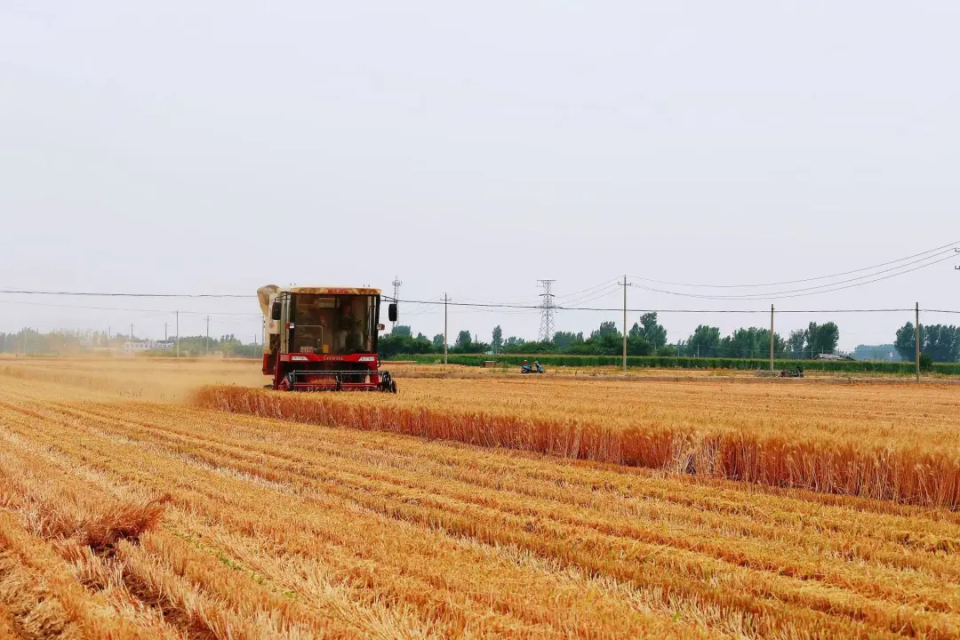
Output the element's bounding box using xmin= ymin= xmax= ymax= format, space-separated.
xmin=269 ymin=352 xmax=383 ymax=392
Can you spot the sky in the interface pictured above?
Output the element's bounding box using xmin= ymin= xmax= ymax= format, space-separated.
xmin=1 ymin=1 xmax=958 ymax=349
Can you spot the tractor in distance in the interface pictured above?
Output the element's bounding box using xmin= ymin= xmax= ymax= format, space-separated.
xmin=258 ymin=284 xmax=398 ymax=393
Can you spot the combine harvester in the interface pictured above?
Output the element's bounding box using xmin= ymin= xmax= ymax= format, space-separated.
xmin=258 ymin=285 xmax=398 ymax=393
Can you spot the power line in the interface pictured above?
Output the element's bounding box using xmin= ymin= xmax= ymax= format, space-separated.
xmin=397 ymin=298 xmax=918 ymax=313
xmin=0 ymin=289 xmax=252 ymax=299
xmin=553 ymin=278 xmax=621 ymax=300
xmin=448 ymin=279 xmax=621 ymax=307
xmin=0 ymin=298 xmax=260 ymax=316
xmin=562 ymin=283 xmax=622 ymax=308
xmin=629 ymin=240 xmax=960 ymax=289
xmin=629 ymin=252 xmax=956 ymax=301
xmin=0 ymin=291 xmax=933 ymax=315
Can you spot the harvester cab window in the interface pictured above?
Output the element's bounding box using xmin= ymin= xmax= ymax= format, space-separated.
xmin=290 ymin=295 xmax=375 ymax=355
xmin=292 ymin=296 xmax=335 ymax=354
xmin=335 ymin=297 xmax=371 ymax=353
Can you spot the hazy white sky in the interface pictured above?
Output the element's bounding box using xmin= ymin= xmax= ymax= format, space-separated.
xmin=1 ymin=1 xmax=958 ymax=348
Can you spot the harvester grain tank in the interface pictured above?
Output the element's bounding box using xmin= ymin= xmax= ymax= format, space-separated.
xmin=258 ymin=284 xmax=398 ymax=392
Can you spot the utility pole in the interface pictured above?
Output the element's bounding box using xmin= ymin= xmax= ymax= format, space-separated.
xmin=622 ymin=275 xmax=628 ymax=372
xmin=206 ymin=316 xmax=210 ymax=355
xmin=443 ymin=294 xmax=449 ymax=365
xmin=176 ymin=311 xmax=180 ymax=359
xmin=770 ymin=304 xmax=775 ymax=371
xmin=915 ymin=302 xmax=920 ymax=382
xmin=537 ymin=280 xmax=556 ymax=343
xmin=164 ymin=322 xmax=168 ymax=342
xmin=129 ymin=323 xmax=134 ymax=340
xmin=391 ymin=277 xmax=402 ymax=331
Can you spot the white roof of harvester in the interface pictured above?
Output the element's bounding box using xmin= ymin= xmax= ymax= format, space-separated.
xmin=281 ymin=286 xmax=381 ymax=296
xmin=257 ymin=284 xmax=382 ymax=317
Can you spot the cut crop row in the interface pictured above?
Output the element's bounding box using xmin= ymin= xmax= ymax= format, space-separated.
xmin=5 ymin=390 xmax=960 ymax=637
xmin=0 ymin=395 xmax=712 ymax=639
xmin=195 ymin=385 xmax=960 ymax=507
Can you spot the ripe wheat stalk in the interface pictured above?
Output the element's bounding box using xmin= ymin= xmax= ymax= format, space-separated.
xmin=194 ymin=385 xmax=960 ymax=508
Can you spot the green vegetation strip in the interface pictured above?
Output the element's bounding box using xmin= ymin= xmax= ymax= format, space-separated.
xmin=387 ymin=354 xmax=960 ymax=374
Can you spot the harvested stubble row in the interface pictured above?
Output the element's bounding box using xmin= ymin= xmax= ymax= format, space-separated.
xmin=195 ymin=379 xmax=960 ymax=507
xmin=2 ymin=377 xmax=960 ymax=638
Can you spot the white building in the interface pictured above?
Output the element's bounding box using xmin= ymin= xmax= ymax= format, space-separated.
xmin=123 ymin=340 xmax=174 ymax=354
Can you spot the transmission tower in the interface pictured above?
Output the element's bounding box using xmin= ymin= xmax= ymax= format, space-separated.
xmin=391 ymin=277 xmax=402 ymax=330
xmin=537 ymin=280 xmax=556 ymax=343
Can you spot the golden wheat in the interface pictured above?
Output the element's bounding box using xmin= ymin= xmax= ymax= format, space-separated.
xmin=2 ymin=360 xmax=960 ymax=638
xmin=195 ymin=382 xmax=960 ymax=507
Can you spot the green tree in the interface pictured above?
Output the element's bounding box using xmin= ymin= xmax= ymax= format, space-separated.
xmin=720 ymin=327 xmax=786 ymax=358
xmin=432 ymin=334 xmax=445 ymax=350
xmin=639 ymin=312 xmax=668 ymax=349
xmin=492 ymin=325 xmax=503 ymax=354
xmin=392 ymin=325 xmax=412 ymax=337
xmin=895 ymin=322 xmax=960 ymax=362
xmin=627 ymin=335 xmax=653 ymax=356
xmin=451 ymin=330 xmax=488 ymax=354
xmin=502 ymin=336 xmax=526 ymax=353
xmin=686 ymin=325 xmax=721 ymax=357
xmin=756 ymin=328 xmax=787 ymax=357
xmin=515 ymin=341 xmax=559 ymax=354
xmin=378 ymin=331 xmax=434 ymax=358
xmin=806 ymin=322 xmax=839 ymax=355
xmin=721 ymin=328 xmax=761 ymax=358
xmin=590 ymin=321 xmax=621 ymax=340
xmin=552 ymin=331 xmax=583 ymax=350
xmin=921 ymin=325 xmax=960 ymax=362
xmin=788 ymin=329 xmax=808 ymax=358
xmin=895 ymin=322 xmax=917 ymax=362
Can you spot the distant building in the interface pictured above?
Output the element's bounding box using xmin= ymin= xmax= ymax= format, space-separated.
xmin=123 ymin=340 xmax=174 ymax=354
xmin=851 ymin=344 xmax=903 ymax=362
xmin=813 ymin=353 xmax=855 ymax=361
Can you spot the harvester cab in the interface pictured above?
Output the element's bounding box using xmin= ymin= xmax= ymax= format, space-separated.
xmin=258 ymin=284 xmax=398 ymax=393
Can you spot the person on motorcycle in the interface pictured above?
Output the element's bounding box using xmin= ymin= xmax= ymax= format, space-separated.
xmin=533 ymin=360 xmax=543 ymax=373
xmin=521 ymin=360 xmax=532 ymax=373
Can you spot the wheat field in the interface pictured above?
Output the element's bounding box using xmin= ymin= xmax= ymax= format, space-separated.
xmin=199 ymin=374 xmax=960 ymax=507
xmin=1 ymin=358 xmax=959 ymax=638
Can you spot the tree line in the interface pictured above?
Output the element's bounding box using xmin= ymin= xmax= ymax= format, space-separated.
xmin=0 ymin=329 xmax=261 ymax=358
xmin=379 ymin=315 xmax=843 ymax=359
xmin=6 ymin=319 xmax=958 ymax=362
xmin=378 ymin=316 xmax=960 ymax=362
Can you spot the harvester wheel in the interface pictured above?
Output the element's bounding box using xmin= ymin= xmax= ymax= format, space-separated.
xmin=391 ymin=380 xmax=398 ymax=394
